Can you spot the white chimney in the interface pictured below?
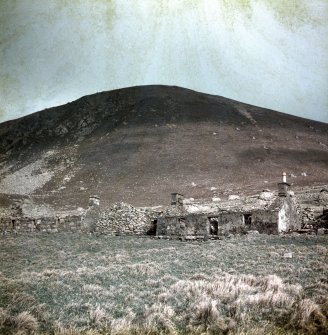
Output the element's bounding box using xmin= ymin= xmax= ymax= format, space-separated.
xmin=282 ymin=172 xmax=287 ymax=183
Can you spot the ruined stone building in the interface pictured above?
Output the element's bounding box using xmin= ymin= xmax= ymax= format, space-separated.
xmin=0 ymin=196 xmax=83 ymax=234
xmin=1 ymin=174 xmax=327 ymax=237
xmin=156 ymin=178 xmax=301 ymax=240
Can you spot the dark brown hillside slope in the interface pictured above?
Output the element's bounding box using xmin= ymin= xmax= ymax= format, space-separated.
xmin=0 ymin=85 xmax=327 ymax=210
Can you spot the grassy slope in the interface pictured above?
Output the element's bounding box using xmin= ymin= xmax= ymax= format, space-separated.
xmin=0 ymin=234 xmax=327 ymax=334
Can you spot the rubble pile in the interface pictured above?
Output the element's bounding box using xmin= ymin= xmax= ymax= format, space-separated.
xmin=302 ymin=206 xmax=322 ymax=228
xmin=302 ymin=207 xmax=319 ymax=226
xmin=299 ymin=206 xmax=328 ymax=233
xmin=95 ymin=202 xmax=153 ymax=235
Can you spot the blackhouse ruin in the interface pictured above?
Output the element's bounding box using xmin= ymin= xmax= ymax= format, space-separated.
xmin=1 ymin=174 xmax=327 ymax=238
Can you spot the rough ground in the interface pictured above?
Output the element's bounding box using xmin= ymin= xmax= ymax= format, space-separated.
xmin=0 ymin=85 xmax=328 ymax=211
xmin=0 ymin=234 xmax=327 ymax=334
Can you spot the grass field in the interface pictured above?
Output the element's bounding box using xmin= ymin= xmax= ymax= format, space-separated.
xmin=0 ymin=233 xmax=327 ymax=334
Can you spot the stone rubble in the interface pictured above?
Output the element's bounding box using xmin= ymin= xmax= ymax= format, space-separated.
xmin=95 ymin=202 xmax=153 ymax=235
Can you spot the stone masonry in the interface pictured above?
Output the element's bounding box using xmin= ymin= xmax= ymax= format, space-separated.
xmin=95 ymin=202 xmax=153 ymax=235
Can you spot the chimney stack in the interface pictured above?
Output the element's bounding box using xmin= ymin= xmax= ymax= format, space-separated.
xmin=282 ymin=172 xmax=287 ymax=183
xmin=278 ymin=173 xmax=290 ymax=197
xmin=89 ymin=195 xmax=100 ymax=207
xmin=171 ymin=193 xmax=184 ymax=207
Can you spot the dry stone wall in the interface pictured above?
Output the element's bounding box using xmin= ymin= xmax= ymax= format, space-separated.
xmin=95 ymin=202 xmax=153 ymax=235
xmin=0 ymin=215 xmax=82 ymax=234
xmin=0 ymin=201 xmax=155 ymax=236
xmin=250 ymin=210 xmax=279 ymax=234
xmin=157 ymin=214 xmax=209 ymax=240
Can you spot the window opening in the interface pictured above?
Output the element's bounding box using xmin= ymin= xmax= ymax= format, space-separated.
xmin=244 ymin=214 xmax=252 ymax=225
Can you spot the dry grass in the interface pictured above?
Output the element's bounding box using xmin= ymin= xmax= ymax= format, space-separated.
xmin=0 ymin=233 xmax=327 ymax=334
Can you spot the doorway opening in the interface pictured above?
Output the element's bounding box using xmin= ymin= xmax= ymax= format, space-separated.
xmin=209 ymin=218 xmax=219 ymax=235
xmin=147 ymin=219 xmax=157 ymax=236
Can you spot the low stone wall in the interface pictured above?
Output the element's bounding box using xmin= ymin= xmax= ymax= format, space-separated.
xmin=0 ymin=217 xmax=12 ymax=232
xmin=0 ymin=215 xmax=82 ymax=234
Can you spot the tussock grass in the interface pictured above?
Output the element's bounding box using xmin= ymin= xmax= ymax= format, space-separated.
xmin=0 ymin=233 xmax=327 ymax=334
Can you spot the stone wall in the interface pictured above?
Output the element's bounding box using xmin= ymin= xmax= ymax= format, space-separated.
xmin=157 ymin=214 xmax=209 ymax=240
xmin=0 ymin=202 xmax=155 ymax=236
xmin=157 ymin=194 xmax=302 ymax=238
xmin=157 ymin=216 xmax=178 ymax=237
xmin=277 ymin=198 xmax=300 ymax=232
xmin=0 ymin=217 xmax=13 ymax=233
xmin=249 ymin=196 xmax=301 ymax=234
xmin=0 ymin=215 xmax=82 ymax=234
xmin=81 ymin=204 xmax=101 ymax=232
xmin=216 ymin=213 xmax=245 ymax=235
xmin=250 ymin=210 xmax=279 ymax=234
xmin=157 ymin=212 xmax=250 ymax=239
xmin=157 ymin=210 xmax=283 ymax=239
xmin=94 ymin=202 xmax=154 ymax=235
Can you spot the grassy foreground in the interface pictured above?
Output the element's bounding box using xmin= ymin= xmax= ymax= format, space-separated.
xmin=0 ymin=233 xmax=327 ymax=335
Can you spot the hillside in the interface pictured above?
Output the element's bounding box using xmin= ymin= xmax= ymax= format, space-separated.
xmin=0 ymin=85 xmax=328 ymax=211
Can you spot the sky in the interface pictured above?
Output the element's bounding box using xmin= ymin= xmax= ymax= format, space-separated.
xmin=0 ymin=0 xmax=327 ymax=123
